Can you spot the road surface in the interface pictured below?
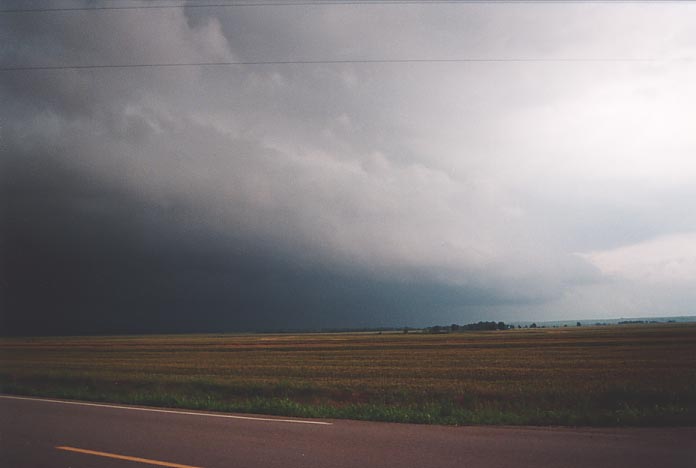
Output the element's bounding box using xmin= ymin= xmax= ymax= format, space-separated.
xmin=1 ymin=395 xmax=694 ymax=468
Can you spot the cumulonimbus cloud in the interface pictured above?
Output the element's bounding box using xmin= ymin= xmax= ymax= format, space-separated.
xmin=2 ymin=1 xmax=696 ymax=333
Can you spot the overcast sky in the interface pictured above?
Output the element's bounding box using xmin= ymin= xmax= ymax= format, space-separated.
xmin=2 ymin=0 xmax=695 ymax=334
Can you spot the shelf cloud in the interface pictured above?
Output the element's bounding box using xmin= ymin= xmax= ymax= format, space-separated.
xmin=2 ymin=1 xmax=695 ymax=334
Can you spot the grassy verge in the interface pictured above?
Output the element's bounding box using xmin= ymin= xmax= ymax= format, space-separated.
xmin=3 ymin=378 xmax=694 ymax=426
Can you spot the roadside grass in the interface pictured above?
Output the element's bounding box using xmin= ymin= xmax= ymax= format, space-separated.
xmin=2 ymin=324 xmax=696 ymax=426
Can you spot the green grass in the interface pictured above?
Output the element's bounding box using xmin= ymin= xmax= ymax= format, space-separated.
xmin=2 ymin=324 xmax=696 ymax=426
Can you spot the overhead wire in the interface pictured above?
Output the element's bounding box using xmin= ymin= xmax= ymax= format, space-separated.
xmin=0 ymin=0 xmax=689 ymax=14
xmin=1 ymin=57 xmax=679 ymax=72
xmin=1 ymin=0 xmax=688 ymax=71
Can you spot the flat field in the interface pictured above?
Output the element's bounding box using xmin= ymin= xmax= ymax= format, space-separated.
xmin=2 ymin=324 xmax=695 ymax=426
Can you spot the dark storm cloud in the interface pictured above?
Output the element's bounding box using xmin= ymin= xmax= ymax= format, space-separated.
xmin=2 ymin=1 xmax=696 ymax=335
xmin=1 ymin=149 xmax=526 ymax=335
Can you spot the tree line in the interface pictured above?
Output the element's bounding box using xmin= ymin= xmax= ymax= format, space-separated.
xmin=423 ymin=321 xmax=511 ymax=333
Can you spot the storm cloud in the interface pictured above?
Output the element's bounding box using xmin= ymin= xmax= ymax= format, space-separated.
xmin=2 ymin=1 xmax=695 ymax=334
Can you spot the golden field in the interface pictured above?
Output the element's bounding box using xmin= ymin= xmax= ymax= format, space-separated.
xmin=2 ymin=323 xmax=695 ymax=425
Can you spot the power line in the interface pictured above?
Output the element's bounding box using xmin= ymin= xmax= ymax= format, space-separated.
xmin=0 ymin=1 xmax=690 ymax=14
xmin=0 ymin=57 xmax=678 ymax=71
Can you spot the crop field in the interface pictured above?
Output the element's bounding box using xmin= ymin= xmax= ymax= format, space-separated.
xmin=2 ymin=324 xmax=695 ymax=426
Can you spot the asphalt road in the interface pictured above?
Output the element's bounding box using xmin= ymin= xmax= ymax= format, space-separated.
xmin=1 ymin=395 xmax=694 ymax=468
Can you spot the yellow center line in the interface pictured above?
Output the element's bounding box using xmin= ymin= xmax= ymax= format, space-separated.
xmin=55 ymin=446 xmax=203 ymax=468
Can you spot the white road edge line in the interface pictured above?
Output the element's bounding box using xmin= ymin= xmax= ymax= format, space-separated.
xmin=0 ymin=394 xmax=332 ymax=425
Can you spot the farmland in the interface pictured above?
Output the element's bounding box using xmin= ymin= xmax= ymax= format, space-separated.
xmin=1 ymin=324 xmax=695 ymax=426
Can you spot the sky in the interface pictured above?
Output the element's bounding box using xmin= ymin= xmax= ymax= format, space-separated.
xmin=1 ymin=0 xmax=696 ymax=335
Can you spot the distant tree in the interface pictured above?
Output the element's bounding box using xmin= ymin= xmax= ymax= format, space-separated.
xmin=576 ymin=322 xmax=582 ymax=327
xmin=424 ymin=320 xmax=517 ymax=332
xmin=530 ymin=323 xmax=537 ymax=328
